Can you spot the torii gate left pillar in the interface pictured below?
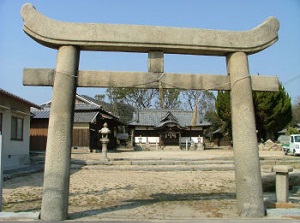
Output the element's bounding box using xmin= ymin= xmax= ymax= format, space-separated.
xmin=21 ymin=3 xmax=280 ymax=221
xmin=40 ymin=46 xmax=79 ymax=220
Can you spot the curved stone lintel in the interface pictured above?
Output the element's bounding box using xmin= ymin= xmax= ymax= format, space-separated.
xmin=21 ymin=3 xmax=279 ymax=55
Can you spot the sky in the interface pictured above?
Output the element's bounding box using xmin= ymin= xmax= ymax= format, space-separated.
xmin=0 ymin=0 xmax=299 ymax=105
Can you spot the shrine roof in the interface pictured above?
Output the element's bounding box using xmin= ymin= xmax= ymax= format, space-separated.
xmin=128 ymin=109 xmax=211 ymax=128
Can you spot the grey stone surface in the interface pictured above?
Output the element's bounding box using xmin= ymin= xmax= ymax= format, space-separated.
xmin=40 ymin=46 xmax=80 ymax=221
xmin=0 ymin=212 xmax=40 ymax=220
xmin=21 ymin=4 xmax=279 ymax=55
xmin=148 ymin=51 xmax=164 ymax=73
xmin=227 ymin=52 xmax=264 ymax=217
xmin=23 ymin=68 xmax=279 ymax=91
xmin=267 ymin=208 xmax=300 ymax=217
xmin=272 ymin=165 xmax=293 ymax=203
xmin=272 ymin=165 xmax=293 ymax=173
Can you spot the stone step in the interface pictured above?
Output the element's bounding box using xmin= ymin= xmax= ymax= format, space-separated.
xmin=72 ymin=157 xmax=300 ymax=169
xmin=79 ymin=163 xmax=235 ymax=172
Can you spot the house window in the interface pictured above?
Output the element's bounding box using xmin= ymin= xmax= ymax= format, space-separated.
xmin=11 ymin=116 xmax=23 ymax=140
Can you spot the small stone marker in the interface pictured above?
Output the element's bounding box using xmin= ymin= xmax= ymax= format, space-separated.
xmin=197 ymin=136 xmax=204 ymax=150
xmin=272 ymin=165 xmax=293 ymax=203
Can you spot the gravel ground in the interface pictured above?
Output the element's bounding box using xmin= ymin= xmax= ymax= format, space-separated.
xmin=2 ymin=149 xmax=299 ymax=221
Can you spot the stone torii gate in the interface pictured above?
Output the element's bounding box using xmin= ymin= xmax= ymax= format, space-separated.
xmin=21 ymin=3 xmax=279 ymax=221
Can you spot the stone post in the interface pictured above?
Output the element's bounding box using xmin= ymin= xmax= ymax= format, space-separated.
xmin=185 ymin=139 xmax=188 ymax=151
xmin=197 ymin=135 xmax=204 ymax=150
xmin=148 ymin=51 xmax=164 ymax=73
xmin=138 ymin=135 xmax=143 ymax=150
xmin=272 ymin=165 xmax=293 ymax=203
xmin=226 ymin=52 xmax=264 ymax=217
xmin=190 ymin=141 xmax=196 ymax=150
xmin=41 ymin=46 xmax=79 ymax=221
xmin=145 ymin=137 xmax=151 ymax=151
xmin=130 ymin=129 xmax=135 ymax=148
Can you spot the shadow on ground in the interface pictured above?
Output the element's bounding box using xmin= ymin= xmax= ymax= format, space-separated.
xmin=68 ymin=192 xmax=236 ymax=220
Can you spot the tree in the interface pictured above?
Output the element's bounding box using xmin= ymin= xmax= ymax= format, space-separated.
xmin=215 ymin=91 xmax=231 ymax=136
xmin=94 ymin=94 xmax=106 ymax=101
xmin=205 ymin=110 xmax=223 ymax=133
xmin=253 ymin=83 xmax=292 ymax=140
xmin=182 ymin=90 xmax=216 ymax=125
xmin=215 ymin=84 xmax=292 ymax=141
xmin=105 ymin=88 xmax=137 ymax=122
xmin=106 ymin=87 xmax=156 ymax=110
xmin=286 ymin=127 xmax=299 ymax=135
xmin=155 ymin=88 xmax=181 ymax=109
xmin=291 ymin=96 xmax=300 ymax=125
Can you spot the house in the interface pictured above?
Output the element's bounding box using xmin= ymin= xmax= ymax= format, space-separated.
xmin=206 ymin=128 xmax=232 ymax=147
xmin=128 ymin=109 xmax=211 ymax=149
xmin=30 ymin=94 xmax=124 ymax=151
xmin=0 ymin=88 xmax=40 ymax=170
xmin=278 ymin=123 xmax=300 ymax=135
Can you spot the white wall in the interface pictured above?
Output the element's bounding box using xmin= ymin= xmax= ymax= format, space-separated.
xmin=0 ymin=104 xmax=31 ymax=170
xmin=135 ymin=136 xmax=201 ymax=144
xmin=180 ymin=137 xmax=199 ymax=144
xmin=135 ymin=137 xmax=159 ymax=144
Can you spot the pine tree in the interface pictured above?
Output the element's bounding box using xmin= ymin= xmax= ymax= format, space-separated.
xmin=253 ymin=83 xmax=292 ymax=140
xmin=215 ymin=91 xmax=231 ymax=136
xmin=216 ymin=84 xmax=292 ymax=142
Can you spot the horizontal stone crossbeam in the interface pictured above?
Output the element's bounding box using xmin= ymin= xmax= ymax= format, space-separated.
xmin=23 ymin=68 xmax=278 ymax=91
xmin=21 ymin=3 xmax=279 ymax=55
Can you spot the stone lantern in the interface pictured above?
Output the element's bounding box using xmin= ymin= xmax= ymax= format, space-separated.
xmin=99 ymin=122 xmax=110 ymax=161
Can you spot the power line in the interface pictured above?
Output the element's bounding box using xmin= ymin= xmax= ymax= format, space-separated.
xmin=283 ymin=75 xmax=300 ymax=85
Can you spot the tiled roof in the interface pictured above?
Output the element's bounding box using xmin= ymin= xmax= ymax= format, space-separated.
xmin=0 ymin=88 xmax=40 ymax=108
xmin=74 ymin=103 xmax=101 ymax=111
xmin=74 ymin=112 xmax=98 ymax=123
xmin=31 ymin=107 xmax=50 ymax=119
xmin=31 ymin=104 xmax=100 ymax=123
xmin=33 ymin=95 xmax=123 ymax=124
xmin=78 ymin=95 xmax=120 ymax=119
xmin=128 ymin=109 xmax=211 ymax=127
xmin=79 ymin=95 xmax=112 ymax=111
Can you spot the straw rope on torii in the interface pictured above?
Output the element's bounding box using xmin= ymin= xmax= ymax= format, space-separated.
xmin=21 ymin=3 xmax=280 ymax=221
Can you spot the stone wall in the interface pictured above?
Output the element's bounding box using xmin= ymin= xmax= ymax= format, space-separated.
xmin=259 ymin=139 xmax=283 ymax=151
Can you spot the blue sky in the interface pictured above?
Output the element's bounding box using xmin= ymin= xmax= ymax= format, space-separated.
xmin=0 ymin=0 xmax=299 ymax=105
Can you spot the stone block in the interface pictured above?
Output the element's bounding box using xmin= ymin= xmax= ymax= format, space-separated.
xmin=272 ymin=165 xmax=293 ymax=173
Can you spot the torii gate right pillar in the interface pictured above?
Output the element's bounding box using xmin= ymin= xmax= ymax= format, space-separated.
xmin=227 ymin=52 xmax=264 ymax=217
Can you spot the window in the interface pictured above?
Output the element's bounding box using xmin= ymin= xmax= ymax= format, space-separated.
xmin=11 ymin=116 xmax=23 ymax=140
